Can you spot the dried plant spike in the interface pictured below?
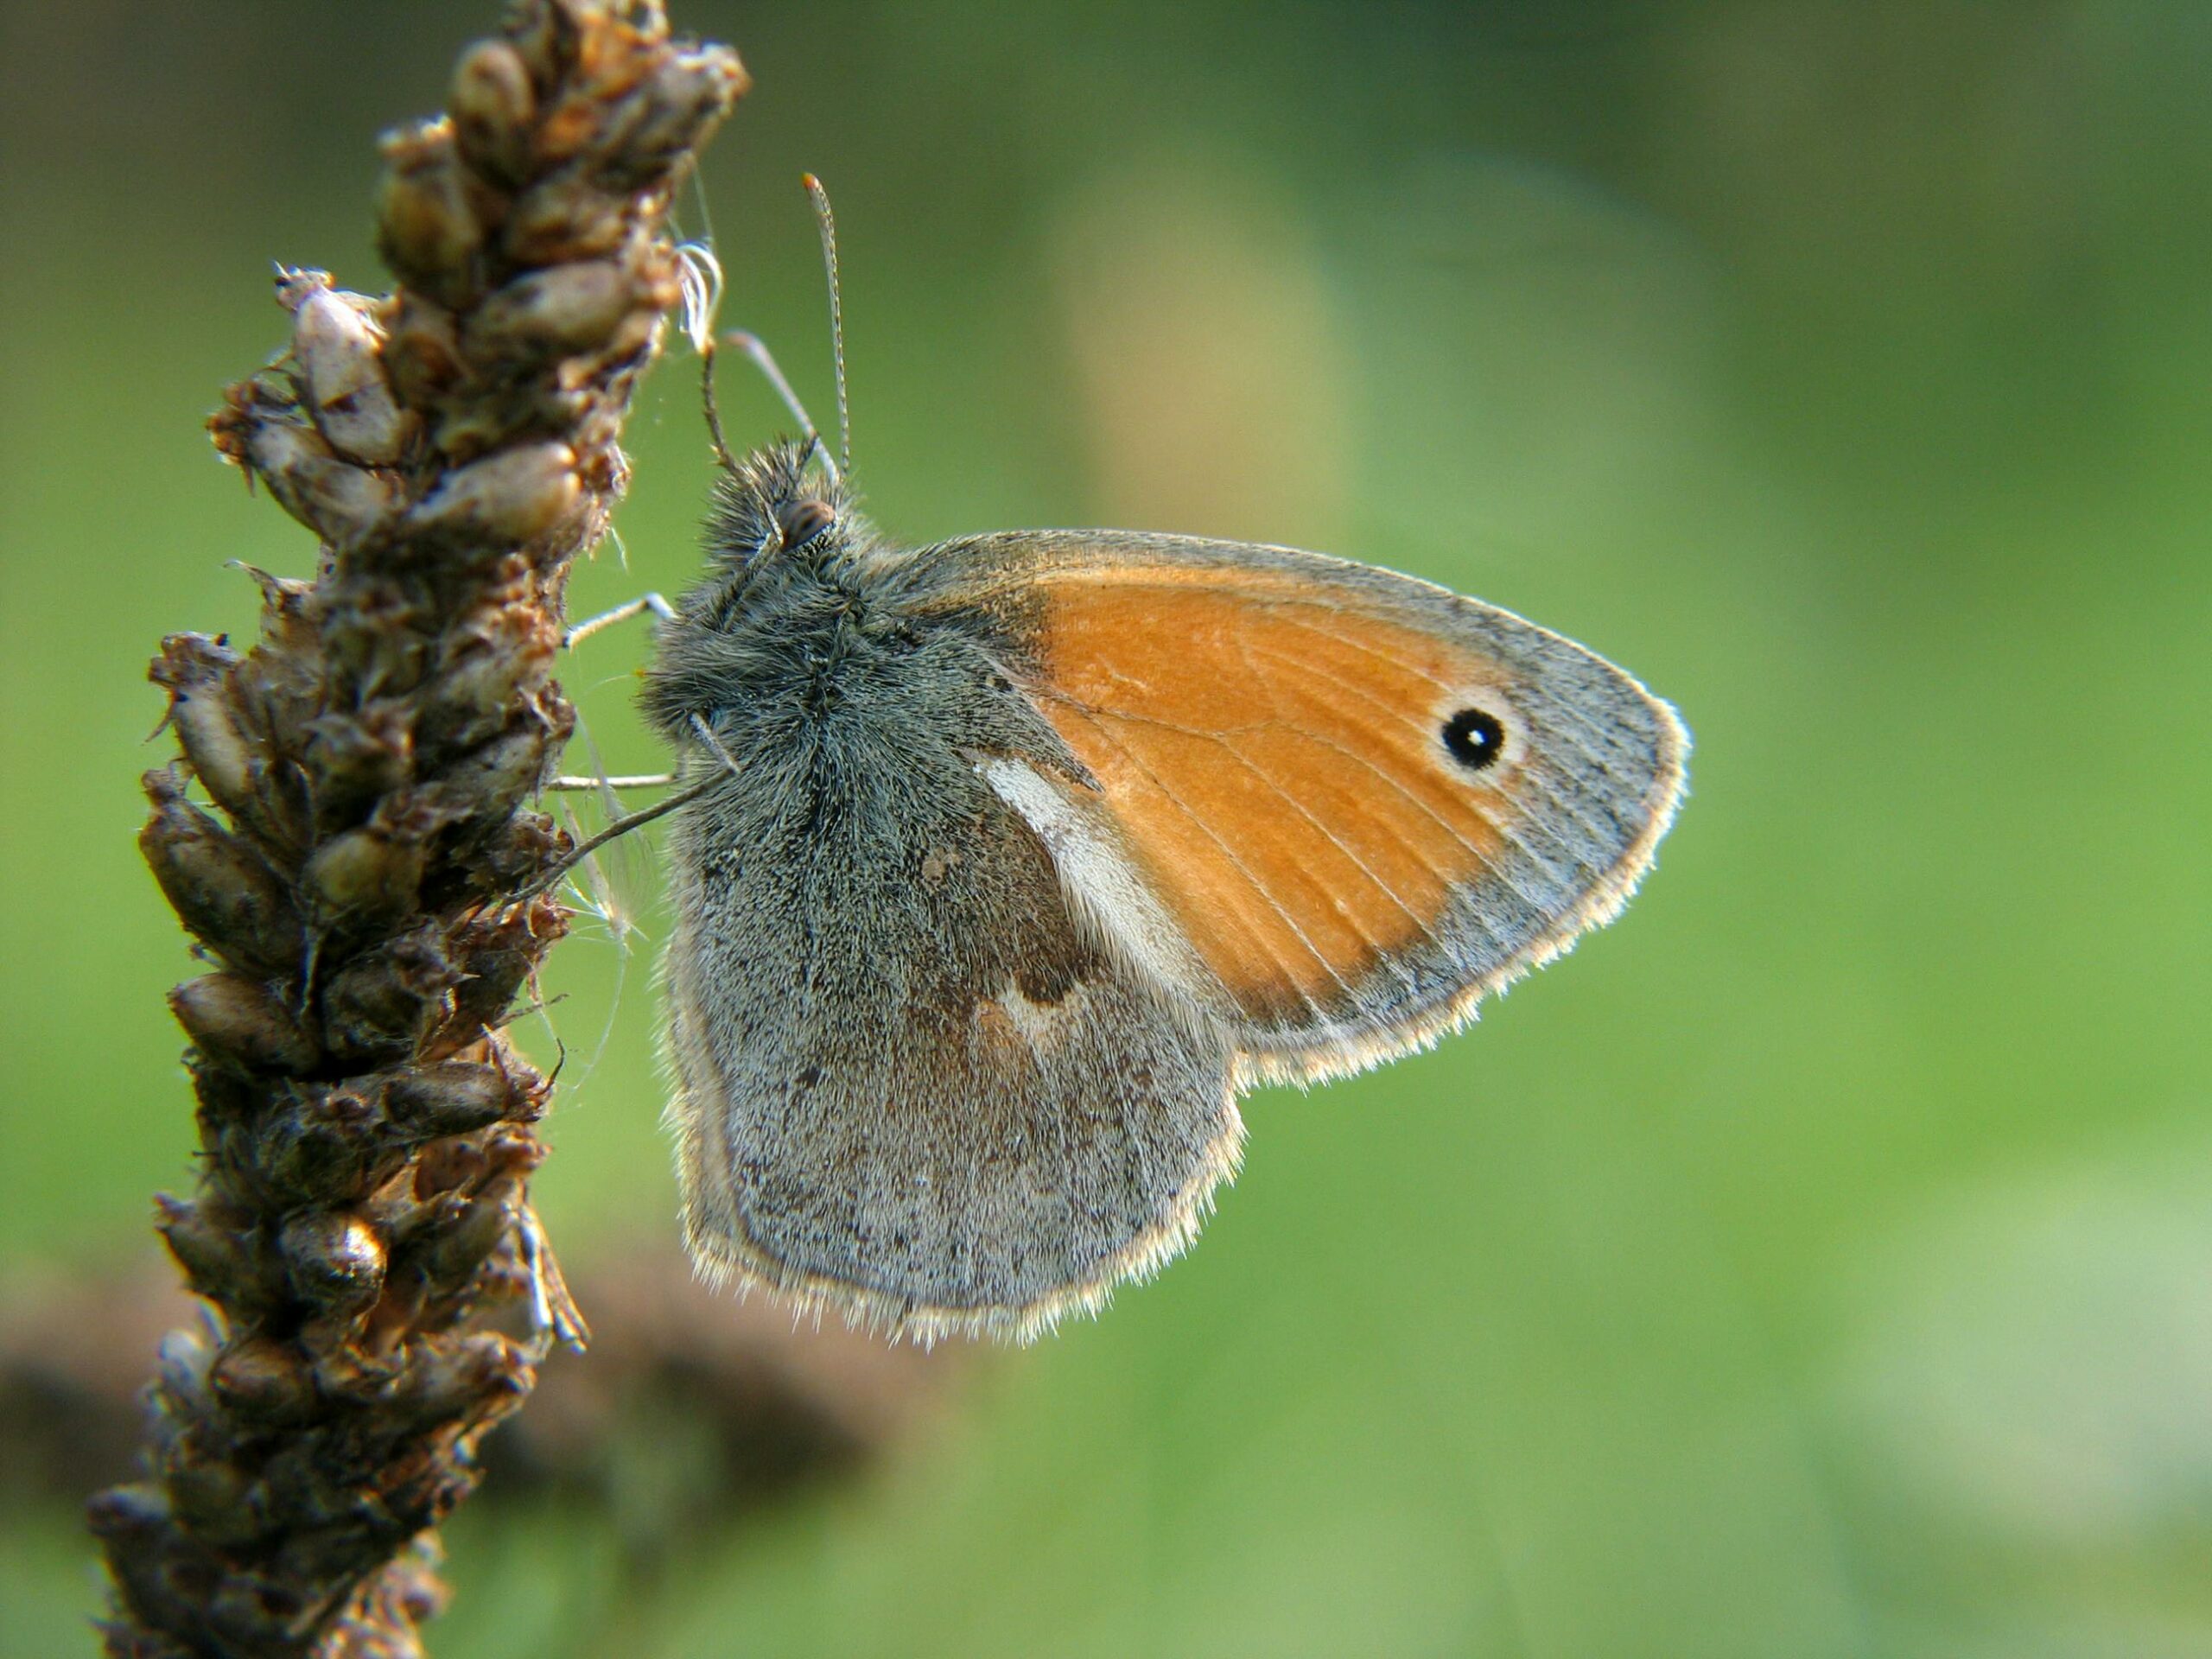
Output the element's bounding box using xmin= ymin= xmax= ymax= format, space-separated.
xmin=93 ymin=4 xmax=745 ymax=1656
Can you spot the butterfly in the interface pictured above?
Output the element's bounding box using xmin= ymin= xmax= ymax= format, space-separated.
xmin=620 ymin=194 xmax=1686 ymax=1344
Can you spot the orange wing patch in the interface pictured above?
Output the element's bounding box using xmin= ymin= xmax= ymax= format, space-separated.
xmin=1032 ymin=568 xmax=1514 ymax=1020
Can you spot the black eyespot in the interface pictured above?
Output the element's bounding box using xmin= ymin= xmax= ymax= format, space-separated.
xmin=1441 ymin=708 xmax=1506 ymax=772
xmin=778 ymin=498 xmax=835 ymax=545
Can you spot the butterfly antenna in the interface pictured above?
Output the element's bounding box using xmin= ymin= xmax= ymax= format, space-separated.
xmin=803 ymin=173 xmax=853 ymax=480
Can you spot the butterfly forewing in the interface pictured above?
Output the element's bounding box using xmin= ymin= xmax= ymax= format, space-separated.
xmin=930 ymin=531 xmax=1688 ymax=1080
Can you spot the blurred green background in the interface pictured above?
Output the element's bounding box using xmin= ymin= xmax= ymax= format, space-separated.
xmin=3 ymin=2 xmax=2209 ymax=1654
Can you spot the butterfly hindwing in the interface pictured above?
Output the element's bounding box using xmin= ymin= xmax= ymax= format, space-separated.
xmin=660 ymin=705 xmax=1243 ymax=1343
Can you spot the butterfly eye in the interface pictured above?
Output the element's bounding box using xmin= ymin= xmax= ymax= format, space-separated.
xmin=778 ymin=498 xmax=835 ymax=545
xmin=1440 ymin=707 xmax=1507 ymax=772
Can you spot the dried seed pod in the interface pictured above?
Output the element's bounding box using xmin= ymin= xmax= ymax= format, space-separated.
xmin=86 ymin=1482 xmax=172 ymax=1546
xmin=153 ymin=1324 xmax=217 ymax=1421
xmin=209 ymin=1338 xmax=318 ymax=1426
xmin=162 ymin=1456 xmax=254 ymax=1541
xmin=105 ymin=3 xmax=748 ymax=1648
xmin=502 ymin=0 xmax=579 ymax=89
xmin=170 ymin=974 xmax=321 ymax=1074
xmin=227 ymin=569 xmax=326 ymax=761
xmin=301 ymin=1324 xmax=409 ymax=1408
xmin=514 ymin=381 xmax=594 ymax=447
xmin=472 ymin=808 xmax=569 ymax=889
xmin=468 ymin=1126 xmax=547 ymax=1198
xmin=416 ymin=1193 xmax=515 ymax=1285
xmin=141 ymin=771 xmax=303 ymax=974
xmin=282 ymin=270 xmax=415 ymax=467
xmin=236 ymin=560 xmax=315 ymax=617
xmin=404 ymin=441 xmax=582 ymax=547
xmin=247 ymin=1085 xmax=391 ymax=1205
xmin=378 ymin=121 xmax=486 ymax=309
xmin=303 ymin=823 xmax=430 ymax=927
xmin=426 ymin=641 xmax=538 ymax=747
xmin=419 ymin=721 xmax=555 ymax=832
xmin=534 ymin=87 xmax=613 ymax=173
xmin=386 ymin=1058 xmax=531 ymax=1135
xmin=502 ymin=174 xmax=632 ymax=266
xmin=436 ymin=899 xmax=562 ymax=1047
xmin=280 ymin=1211 xmax=389 ymax=1314
xmin=384 ymin=294 xmax=465 ymax=410
xmin=321 ymin=927 xmax=463 ymax=1065
xmin=598 ymin=45 xmax=750 ymax=187
xmin=394 ymin=1331 xmax=530 ymax=1429
xmin=186 ymin=1052 xmax=264 ymax=1134
xmin=429 ymin=403 xmax=522 ymax=468
xmin=450 ymin=39 xmax=538 ymax=186
xmin=464 ymin=259 xmax=637 ymax=361
xmin=319 ymin=582 xmax=434 ymax=698
xmin=412 ymin=1129 xmax=491 ymax=1198
xmin=156 ymin=1194 xmax=271 ymax=1307
xmin=150 ymin=635 xmax=262 ymax=824
xmin=148 ymin=630 xmax=240 ymax=690
xmin=592 ymin=296 xmax=664 ymax=370
xmin=303 ymin=702 xmax=416 ymax=808
xmin=224 ymin=389 xmax=402 ymax=548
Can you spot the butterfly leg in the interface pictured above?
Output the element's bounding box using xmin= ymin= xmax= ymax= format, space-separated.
xmin=564 ymin=591 xmax=676 ymax=650
xmin=531 ymin=781 xmax=706 ymax=894
xmin=556 ymin=597 xmax=679 ymax=790
xmin=545 ymin=708 xmax=739 ymax=793
xmin=546 ymin=772 xmax=677 ymax=791
xmin=529 ymin=714 xmax=741 ymax=893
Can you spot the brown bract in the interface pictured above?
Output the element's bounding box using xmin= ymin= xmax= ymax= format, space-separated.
xmin=92 ymin=5 xmax=745 ymax=1655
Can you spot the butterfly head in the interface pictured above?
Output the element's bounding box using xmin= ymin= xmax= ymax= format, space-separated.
xmin=706 ymin=439 xmax=858 ymax=575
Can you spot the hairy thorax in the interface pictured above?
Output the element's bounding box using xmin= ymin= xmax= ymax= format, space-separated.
xmin=645 ymin=520 xmax=1088 ymax=1018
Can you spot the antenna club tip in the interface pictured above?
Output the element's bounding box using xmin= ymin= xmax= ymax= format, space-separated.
xmin=801 ymin=172 xmax=824 ymax=191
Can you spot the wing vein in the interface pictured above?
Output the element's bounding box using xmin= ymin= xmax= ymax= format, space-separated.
xmin=1232 ymin=645 xmax=1574 ymax=918
xmin=1234 ymin=643 xmax=1497 ymax=865
xmin=1234 ymin=638 xmax=1593 ymax=897
xmin=1225 ymin=632 xmax=1435 ymax=999
xmin=1062 ymin=707 xmax=1359 ymax=1021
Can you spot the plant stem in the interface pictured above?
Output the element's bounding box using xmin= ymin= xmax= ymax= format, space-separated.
xmin=88 ymin=6 xmax=744 ymax=1654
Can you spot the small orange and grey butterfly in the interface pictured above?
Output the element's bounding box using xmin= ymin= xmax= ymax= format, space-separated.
xmin=639 ymin=443 xmax=1686 ymax=1344
xmin=612 ymin=180 xmax=1688 ymax=1341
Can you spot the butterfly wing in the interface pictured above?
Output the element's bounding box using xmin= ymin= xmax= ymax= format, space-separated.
xmin=919 ymin=531 xmax=1688 ymax=1082
xmin=660 ymin=722 xmax=1244 ymax=1345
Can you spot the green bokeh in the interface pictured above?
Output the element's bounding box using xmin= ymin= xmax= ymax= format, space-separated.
xmin=3 ymin=3 xmax=2208 ymax=1655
